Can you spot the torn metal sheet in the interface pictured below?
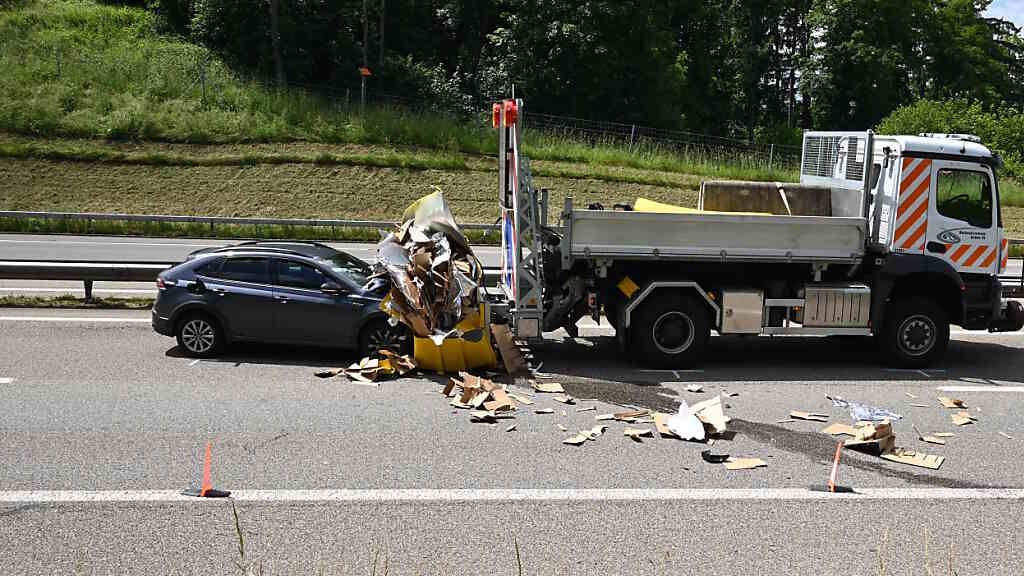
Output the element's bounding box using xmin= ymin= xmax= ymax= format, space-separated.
xmin=828 ymin=396 xmax=902 ymax=422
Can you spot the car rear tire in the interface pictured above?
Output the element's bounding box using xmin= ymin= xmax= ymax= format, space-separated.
xmin=359 ymin=318 xmax=413 ymax=358
xmin=880 ymin=298 xmax=949 ymax=368
xmin=630 ymin=292 xmax=710 ymax=368
xmin=175 ymin=312 xmax=224 ymax=358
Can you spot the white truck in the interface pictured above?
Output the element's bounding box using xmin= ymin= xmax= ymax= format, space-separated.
xmin=491 ymin=98 xmax=1023 ymax=367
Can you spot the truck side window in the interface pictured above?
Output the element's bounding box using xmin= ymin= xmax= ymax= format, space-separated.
xmin=936 ymin=169 xmax=992 ymax=228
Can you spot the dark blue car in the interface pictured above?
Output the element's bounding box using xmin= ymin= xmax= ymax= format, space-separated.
xmin=151 ymin=241 xmax=409 ymax=358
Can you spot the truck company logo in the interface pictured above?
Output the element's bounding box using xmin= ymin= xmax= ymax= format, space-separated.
xmin=938 ymin=228 xmax=988 ymax=244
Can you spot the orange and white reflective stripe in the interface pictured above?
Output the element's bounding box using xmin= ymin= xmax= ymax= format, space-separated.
xmin=947 ymin=243 xmax=997 ymax=272
xmin=894 ymin=158 xmax=931 ymax=252
xmin=1000 ymin=238 xmax=1009 ymax=273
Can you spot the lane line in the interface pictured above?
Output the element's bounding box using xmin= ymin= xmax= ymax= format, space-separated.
xmin=2 ymin=488 xmax=1024 ymax=503
xmin=0 ymin=239 xmax=215 ymax=248
xmin=0 ymin=288 xmax=154 ymax=294
xmin=0 ymin=378 xmax=12 ymax=384
xmin=0 ymin=316 xmax=150 ymax=323
xmin=937 ymin=386 xmax=1024 ymax=393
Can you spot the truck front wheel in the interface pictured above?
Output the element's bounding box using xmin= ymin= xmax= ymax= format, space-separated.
xmin=631 ymin=293 xmax=710 ymax=368
xmin=880 ymin=298 xmax=949 ymax=368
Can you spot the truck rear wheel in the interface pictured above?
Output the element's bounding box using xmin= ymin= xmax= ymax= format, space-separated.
xmin=631 ymin=293 xmax=710 ymax=368
xmin=880 ymin=298 xmax=949 ymax=368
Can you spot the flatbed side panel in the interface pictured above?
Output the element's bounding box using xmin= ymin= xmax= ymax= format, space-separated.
xmin=569 ymin=210 xmax=866 ymax=263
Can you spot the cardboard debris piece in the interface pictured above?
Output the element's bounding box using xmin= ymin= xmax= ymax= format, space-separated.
xmin=790 ymin=411 xmax=829 ymax=422
xmin=724 ymin=457 xmax=767 ymax=470
xmin=999 ymin=431 xmax=1015 ymax=440
xmin=584 ymin=425 xmax=607 ymax=440
xmin=684 ymin=384 xmax=704 ymax=393
xmin=444 ymin=373 xmax=519 ymax=414
xmin=595 ymin=413 xmax=616 ymax=421
xmin=623 ymin=428 xmax=653 ymax=441
xmin=912 ymin=424 xmax=946 ymax=445
xmin=821 ymin=423 xmax=861 ymax=436
xmin=576 ymin=406 xmax=596 ymax=412
xmin=532 ymin=381 xmax=565 ymax=394
xmin=614 ymin=409 xmax=650 ymax=422
xmin=938 ymin=396 xmax=967 ymax=409
xmin=492 ymin=323 xmax=530 ymax=375
xmin=691 ymin=396 xmax=730 ymax=435
xmin=375 ymin=191 xmax=483 ymax=341
xmin=563 ymin=433 xmax=589 ymax=446
xmin=844 ymin=420 xmax=896 ymax=456
xmin=534 ymin=408 xmax=555 ymax=415
xmin=505 ymin=423 xmax=517 ymax=432
xmin=315 ymin=351 xmax=418 ymax=383
xmin=653 ymin=412 xmax=675 ymax=437
xmin=553 ymin=395 xmax=576 ymax=405
xmin=881 ymin=448 xmax=944 ymax=470
xmin=952 ymin=411 xmax=977 ymax=426
xmin=932 ymin=432 xmax=955 ymax=438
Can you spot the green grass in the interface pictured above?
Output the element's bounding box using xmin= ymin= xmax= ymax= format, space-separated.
xmin=0 ymin=0 xmax=795 ymax=179
xmin=0 ymin=216 xmax=502 ymax=245
xmin=0 ymin=294 xmax=154 ymax=308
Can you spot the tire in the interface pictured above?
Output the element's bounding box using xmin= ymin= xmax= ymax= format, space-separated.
xmin=175 ymin=312 xmax=224 ymax=358
xmin=630 ymin=292 xmax=710 ymax=368
xmin=880 ymin=298 xmax=949 ymax=368
xmin=359 ymin=318 xmax=413 ymax=358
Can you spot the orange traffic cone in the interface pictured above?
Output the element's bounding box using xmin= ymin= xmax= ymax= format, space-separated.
xmin=182 ymin=442 xmax=231 ymax=498
xmin=810 ymin=441 xmax=854 ymax=493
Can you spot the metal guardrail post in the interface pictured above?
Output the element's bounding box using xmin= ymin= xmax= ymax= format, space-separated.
xmin=84 ymin=280 xmax=93 ymax=301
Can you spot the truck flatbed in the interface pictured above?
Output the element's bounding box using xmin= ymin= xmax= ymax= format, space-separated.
xmin=563 ymin=204 xmax=867 ymax=264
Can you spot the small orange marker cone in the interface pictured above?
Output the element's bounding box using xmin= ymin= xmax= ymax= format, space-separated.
xmin=810 ymin=441 xmax=854 ymax=493
xmin=182 ymin=442 xmax=231 ymax=498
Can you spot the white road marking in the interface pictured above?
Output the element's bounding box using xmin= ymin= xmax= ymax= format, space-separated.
xmin=937 ymin=385 xmax=1024 ymax=393
xmin=0 ymin=238 xmax=214 ymax=248
xmin=0 ymin=316 xmax=149 ymax=323
xmin=189 ymin=359 xmax=200 ymax=367
xmin=0 ymin=378 xmax=12 ymax=384
xmin=0 ymin=287 xmax=154 ymax=294
xmin=2 ymin=488 xmax=1024 ymax=504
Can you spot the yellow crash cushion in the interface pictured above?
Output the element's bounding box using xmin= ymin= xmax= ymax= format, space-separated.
xmin=633 ymin=197 xmax=768 ymax=216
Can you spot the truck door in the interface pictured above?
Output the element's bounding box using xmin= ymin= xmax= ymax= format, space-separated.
xmin=923 ymin=161 xmax=999 ymax=275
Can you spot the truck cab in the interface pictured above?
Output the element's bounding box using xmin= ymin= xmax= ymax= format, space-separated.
xmin=493 ymin=99 xmax=1022 ymax=368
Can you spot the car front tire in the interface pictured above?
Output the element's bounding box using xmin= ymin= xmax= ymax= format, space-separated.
xmin=359 ymin=318 xmax=413 ymax=358
xmin=175 ymin=312 xmax=224 ymax=358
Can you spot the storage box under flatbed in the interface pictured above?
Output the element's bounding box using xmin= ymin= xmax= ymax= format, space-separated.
xmin=563 ymin=208 xmax=867 ymax=264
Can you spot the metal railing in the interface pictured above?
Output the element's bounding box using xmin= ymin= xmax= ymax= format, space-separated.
xmin=0 ymin=260 xmax=501 ymax=299
xmin=0 ymin=211 xmax=501 ymax=232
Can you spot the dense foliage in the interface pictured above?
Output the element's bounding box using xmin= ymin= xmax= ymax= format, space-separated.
xmin=137 ymin=0 xmax=1024 ymax=137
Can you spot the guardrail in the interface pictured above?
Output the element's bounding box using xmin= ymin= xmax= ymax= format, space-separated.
xmin=0 ymin=260 xmax=501 ymax=299
xmin=0 ymin=210 xmax=501 ymax=232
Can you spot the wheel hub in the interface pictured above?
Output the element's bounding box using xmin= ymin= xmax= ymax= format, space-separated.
xmin=182 ymin=319 xmax=215 ymax=353
xmin=652 ymin=311 xmax=695 ymax=355
xmin=899 ymin=315 xmax=935 ymax=356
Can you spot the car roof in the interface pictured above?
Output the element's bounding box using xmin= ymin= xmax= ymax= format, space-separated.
xmin=189 ymin=241 xmax=340 ymax=260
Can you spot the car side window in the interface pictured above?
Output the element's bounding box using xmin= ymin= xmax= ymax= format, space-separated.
xmin=936 ymin=169 xmax=992 ymax=228
xmin=274 ymin=259 xmax=327 ymax=290
xmin=218 ymin=257 xmax=270 ymax=284
xmin=194 ymin=258 xmax=223 ymax=277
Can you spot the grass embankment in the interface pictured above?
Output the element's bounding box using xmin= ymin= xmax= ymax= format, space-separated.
xmin=1 ymin=0 xmax=1021 ymax=245
xmin=0 ymin=295 xmax=153 ymax=309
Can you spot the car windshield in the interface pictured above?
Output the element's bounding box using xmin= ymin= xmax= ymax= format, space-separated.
xmin=321 ymin=252 xmax=372 ymax=286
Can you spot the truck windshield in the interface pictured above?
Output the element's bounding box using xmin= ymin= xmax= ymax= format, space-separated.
xmin=936 ymin=169 xmax=992 ymax=228
xmin=322 ymin=253 xmax=372 ymax=286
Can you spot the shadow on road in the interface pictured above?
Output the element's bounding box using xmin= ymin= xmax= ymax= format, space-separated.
xmin=165 ymin=342 xmax=359 ymax=368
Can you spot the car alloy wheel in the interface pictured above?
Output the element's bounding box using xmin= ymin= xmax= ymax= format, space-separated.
xmin=181 ymin=318 xmax=216 ymax=354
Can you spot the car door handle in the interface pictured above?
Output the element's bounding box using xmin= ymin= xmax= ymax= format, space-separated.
xmin=275 ymin=295 xmax=289 ymax=303
xmin=926 ymin=241 xmax=947 ymax=254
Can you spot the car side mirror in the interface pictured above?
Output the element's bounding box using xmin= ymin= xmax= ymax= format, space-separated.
xmin=320 ymin=281 xmax=343 ymax=295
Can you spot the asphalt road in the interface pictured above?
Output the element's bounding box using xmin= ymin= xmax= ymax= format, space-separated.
xmin=2 ymin=310 xmax=1024 ymax=573
xmin=0 ymin=233 xmax=504 ymax=267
